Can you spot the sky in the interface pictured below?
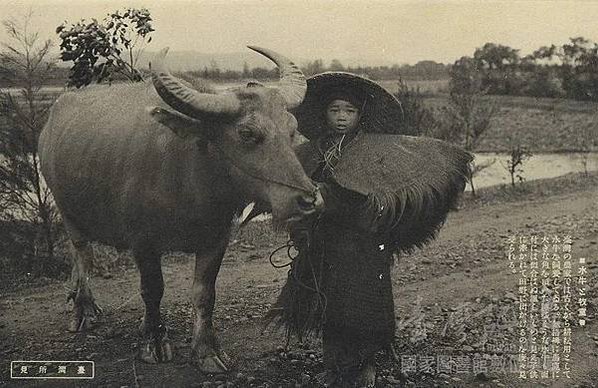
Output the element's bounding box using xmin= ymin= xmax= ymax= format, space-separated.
xmin=1 ymin=0 xmax=598 ymax=66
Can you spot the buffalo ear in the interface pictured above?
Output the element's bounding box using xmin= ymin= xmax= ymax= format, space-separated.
xmin=147 ymin=106 xmax=211 ymax=141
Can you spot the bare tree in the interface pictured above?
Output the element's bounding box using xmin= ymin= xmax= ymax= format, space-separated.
xmin=448 ymin=57 xmax=497 ymax=153
xmin=446 ymin=57 xmax=497 ymax=196
xmin=0 ymin=11 xmax=62 ymax=275
xmin=574 ymin=121 xmax=598 ymax=177
xmin=503 ymin=145 xmax=533 ymax=187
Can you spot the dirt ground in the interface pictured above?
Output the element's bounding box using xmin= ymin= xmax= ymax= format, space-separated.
xmin=1 ymin=174 xmax=597 ymax=387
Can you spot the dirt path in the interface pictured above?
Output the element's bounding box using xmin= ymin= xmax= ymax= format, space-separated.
xmin=1 ymin=184 xmax=597 ymax=387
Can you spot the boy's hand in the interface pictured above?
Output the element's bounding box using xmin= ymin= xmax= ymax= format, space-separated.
xmin=315 ymin=180 xmax=381 ymax=234
xmin=314 ymin=181 xmax=340 ymax=212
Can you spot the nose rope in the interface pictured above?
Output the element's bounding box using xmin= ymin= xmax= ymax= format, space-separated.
xmin=212 ymin=143 xmax=320 ymax=199
xmin=321 ymin=134 xmax=346 ymax=176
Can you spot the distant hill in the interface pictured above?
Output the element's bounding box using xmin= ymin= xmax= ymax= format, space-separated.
xmin=36 ymin=50 xmax=448 ymax=85
xmin=135 ymin=50 xmax=280 ymax=71
xmin=135 ymin=50 xmax=398 ymax=72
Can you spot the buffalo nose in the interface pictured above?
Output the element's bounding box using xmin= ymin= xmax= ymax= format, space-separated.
xmin=296 ymin=188 xmax=324 ymax=214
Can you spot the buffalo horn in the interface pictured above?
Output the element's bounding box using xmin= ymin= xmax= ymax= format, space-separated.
xmin=247 ymin=46 xmax=307 ymax=109
xmin=151 ymin=48 xmax=241 ymax=119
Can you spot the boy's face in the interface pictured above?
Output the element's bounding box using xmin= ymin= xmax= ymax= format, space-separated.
xmin=325 ymin=99 xmax=360 ymax=135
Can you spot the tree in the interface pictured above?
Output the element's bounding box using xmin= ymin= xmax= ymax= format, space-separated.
xmin=504 ymin=145 xmax=532 ymax=187
xmin=208 ymin=60 xmax=221 ymax=80
xmin=531 ymin=45 xmax=558 ymax=63
xmin=393 ymin=79 xmax=439 ymax=136
xmin=474 ymin=43 xmax=519 ymax=71
xmin=560 ymin=37 xmax=592 ymax=66
xmin=56 ymin=8 xmax=154 ymax=88
xmin=329 ymin=59 xmax=344 ymax=72
xmin=448 ymin=57 xmax=496 ymax=151
xmin=522 ymin=67 xmax=564 ymax=98
xmin=574 ymin=120 xmax=598 ymax=177
xmin=558 ymin=37 xmax=598 ymax=100
xmin=0 ymin=12 xmax=63 ymax=275
xmin=443 ymin=56 xmax=497 ymax=196
xmin=412 ymin=60 xmax=448 ymax=80
xmin=242 ymin=61 xmax=250 ymax=78
xmin=474 ymin=43 xmax=522 ymax=94
xmin=303 ymin=59 xmax=325 ymax=76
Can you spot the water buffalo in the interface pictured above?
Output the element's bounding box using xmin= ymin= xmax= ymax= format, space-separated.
xmin=38 ymin=47 xmax=323 ymax=372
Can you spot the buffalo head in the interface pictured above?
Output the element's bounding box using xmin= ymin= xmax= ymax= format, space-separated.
xmin=148 ymin=47 xmax=323 ymax=226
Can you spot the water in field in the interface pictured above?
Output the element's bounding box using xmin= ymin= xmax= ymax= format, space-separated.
xmin=469 ymin=152 xmax=598 ymax=190
xmin=247 ymin=153 xmax=597 ymax=221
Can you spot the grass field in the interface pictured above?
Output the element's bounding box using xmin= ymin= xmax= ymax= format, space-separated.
xmin=375 ymin=80 xmax=598 ymax=153
xmin=379 ymin=79 xmax=449 ymax=95
xmin=418 ymin=94 xmax=598 ymax=152
xmin=324 ymin=78 xmax=598 ymax=153
xmin=3 ymin=82 xmax=597 ymax=154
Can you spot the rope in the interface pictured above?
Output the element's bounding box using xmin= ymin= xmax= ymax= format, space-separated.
xmin=268 ymin=240 xmax=298 ymax=268
xmin=321 ymin=134 xmax=346 ymax=175
xmin=268 ymin=236 xmax=325 ymax=301
xmin=212 ymin=142 xmax=319 ymax=195
xmin=268 ymin=218 xmax=328 ymax=330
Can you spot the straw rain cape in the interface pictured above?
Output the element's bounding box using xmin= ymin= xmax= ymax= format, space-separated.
xmin=294 ymin=133 xmax=473 ymax=253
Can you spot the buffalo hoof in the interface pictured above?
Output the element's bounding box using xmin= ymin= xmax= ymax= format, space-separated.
xmin=138 ymin=331 xmax=173 ymax=364
xmin=315 ymin=370 xmax=338 ymax=387
xmin=193 ymin=352 xmax=230 ymax=373
xmin=67 ymin=292 xmax=103 ymax=332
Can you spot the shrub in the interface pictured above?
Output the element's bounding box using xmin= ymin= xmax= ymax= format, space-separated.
xmin=0 ymin=12 xmax=64 ymax=277
xmin=393 ymin=79 xmax=440 ymax=136
xmin=504 ymin=144 xmax=533 ymax=186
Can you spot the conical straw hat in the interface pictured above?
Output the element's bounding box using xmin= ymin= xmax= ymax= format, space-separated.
xmin=292 ymin=72 xmax=409 ymax=140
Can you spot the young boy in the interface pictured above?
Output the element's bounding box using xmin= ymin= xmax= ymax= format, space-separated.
xmin=275 ymin=86 xmax=396 ymax=387
xmin=316 ymin=90 xmax=395 ymax=387
xmin=314 ymin=88 xmax=365 ymax=181
xmin=270 ymin=72 xmax=472 ymax=388
xmin=324 ymin=92 xmax=362 ymax=136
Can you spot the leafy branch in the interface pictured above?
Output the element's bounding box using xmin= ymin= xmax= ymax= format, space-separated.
xmin=56 ymin=8 xmax=154 ymax=88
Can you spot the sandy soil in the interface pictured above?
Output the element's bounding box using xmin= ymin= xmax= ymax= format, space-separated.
xmin=0 ymin=176 xmax=597 ymax=387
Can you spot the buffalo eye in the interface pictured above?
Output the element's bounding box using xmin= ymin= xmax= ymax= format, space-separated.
xmin=238 ymin=127 xmax=264 ymax=144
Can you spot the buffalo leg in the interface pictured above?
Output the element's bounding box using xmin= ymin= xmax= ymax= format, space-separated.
xmin=190 ymin=237 xmax=229 ymax=373
xmin=357 ymin=355 xmax=376 ymax=388
xmin=64 ymin=218 xmax=102 ymax=332
xmin=134 ymin=246 xmax=173 ymax=363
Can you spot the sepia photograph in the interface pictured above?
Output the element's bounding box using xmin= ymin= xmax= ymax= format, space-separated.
xmin=0 ymin=0 xmax=597 ymax=387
